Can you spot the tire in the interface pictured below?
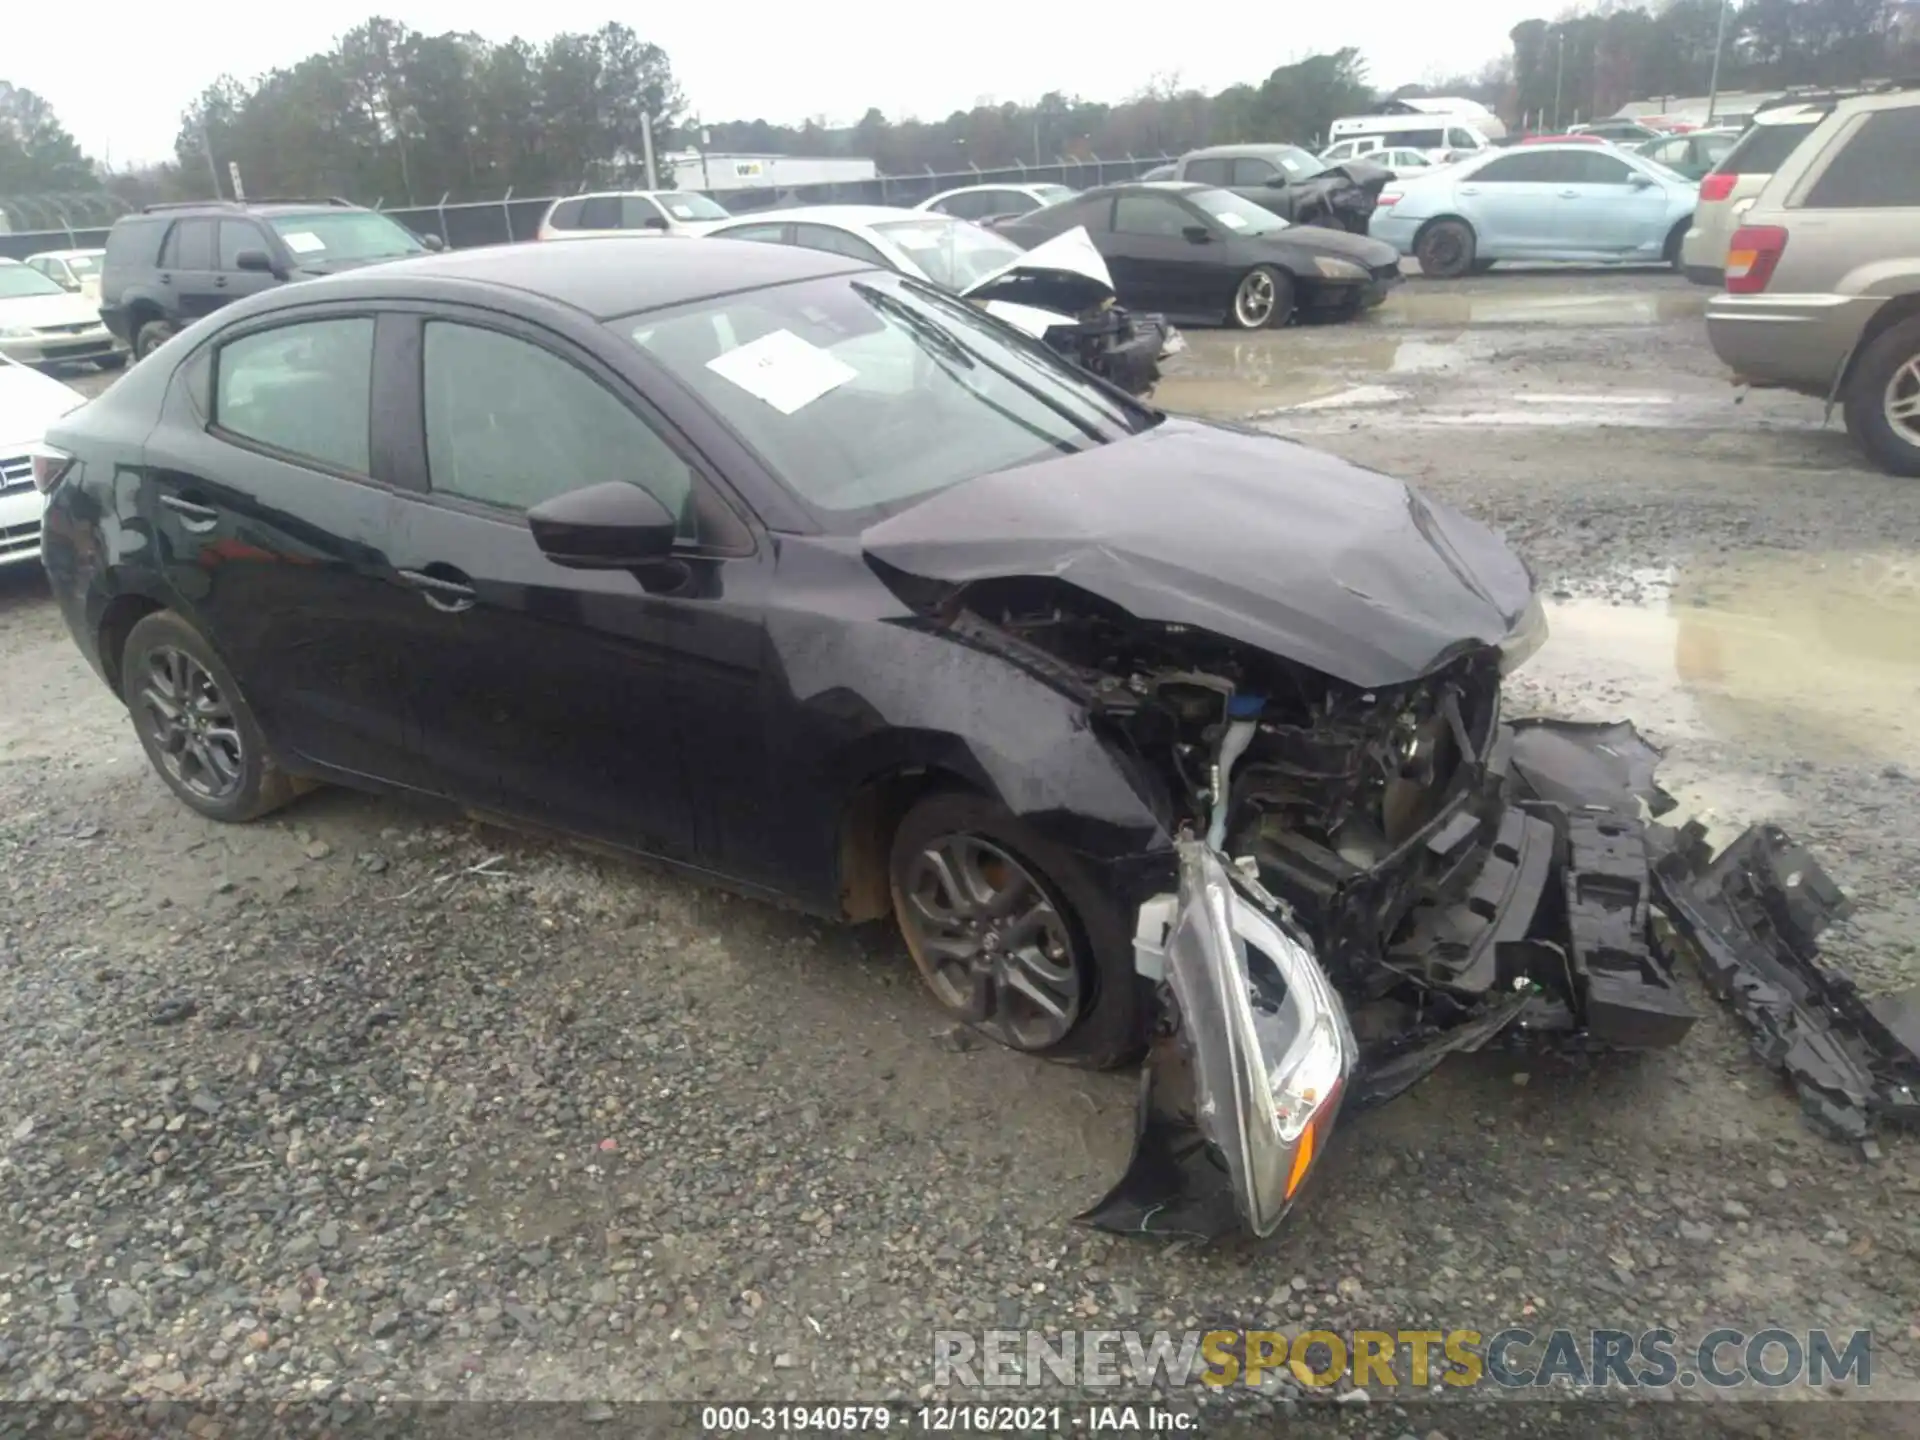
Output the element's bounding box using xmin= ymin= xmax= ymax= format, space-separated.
xmin=95 ymin=353 xmax=129 ymax=371
xmin=1415 ymin=219 xmax=1476 ymax=279
xmin=120 ymin=611 xmax=303 ymax=823
xmin=889 ymin=790 xmax=1142 ymax=1068
xmin=1664 ymin=218 xmax=1691 ymax=269
xmin=1842 ymin=315 xmax=1920 ymax=478
xmin=1228 ymin=265 xmax=1295 ymax=330
xmin=1470 ymin=259 xmax=1498 ymax=276
xmin=133 ymin=319 xmax=178 ymax=361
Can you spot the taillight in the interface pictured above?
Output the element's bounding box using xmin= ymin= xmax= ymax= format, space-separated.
xmin=1699 ymin=171 xmax=1738 ymax=202
xmin=1725 ymin=225 xmax=1788 ymax=294
xmin=1376 ymin=192 xmax=1402 ymax=207
xmin=29 ymin=443 xmax=75 ymax=494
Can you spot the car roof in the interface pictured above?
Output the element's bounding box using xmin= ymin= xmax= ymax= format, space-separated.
xmin=558 ymin=190 xmax=688 ymax=202
xmin=717 ymin=204 xmax=931 ymax=228
xmin=27 ymin=248 xmax=103 ymax=260
xmin=288 ymin=235 xmax=874 ymax=319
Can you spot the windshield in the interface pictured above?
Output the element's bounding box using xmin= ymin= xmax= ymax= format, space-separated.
xmin=268 ymin=211 xmax=426 ymax=264
xmin=1186 ymin=187 xmax=1290 ymax=236
xmin=873 ymin=217 xmax=1023 ymax=291
xmin=0 ymin=263 xmax=68 ymax=298
xmin=659 ymin=193 xmax=730 ymax=222
xmin=620 ymin=271 xmax=1149 ymax=523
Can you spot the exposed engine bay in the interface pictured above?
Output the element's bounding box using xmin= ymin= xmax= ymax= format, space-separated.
xmin=930 ymin=576 xmax=1915 ymax=1240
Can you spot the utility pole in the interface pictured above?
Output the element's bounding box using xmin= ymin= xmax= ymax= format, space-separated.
xmin=641 ymin=111 xmax=658 ymax=190
xmin=699 ymin=126 xmax=712 ymax=191
xmin=198 ymin=118 xmax=222 ymax=198
xmin=1705 ymin=0 xmax=1732 ymax=123
xmin=1553 ymin=34 xmax=1566 ymax=131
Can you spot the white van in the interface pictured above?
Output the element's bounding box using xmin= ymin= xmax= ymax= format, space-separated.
xmin=1324 ymin=112 xmax=1499 ymax=163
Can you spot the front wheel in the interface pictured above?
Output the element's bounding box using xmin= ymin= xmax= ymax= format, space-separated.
xmin=1843 ymin=315 xmax=1920 ymax=478
xmin=121 ymin=611 xmax=304 ymax=822
xmin=889 ymin=791 xmax=1140 ymax=1067
xmin=1415 ymin=219 xmax=1476 ymax=279
xmin=1229 ymin=265 xmax=1295 ymax=330
xmin=95 ymin=353 xmax=129 ymax=371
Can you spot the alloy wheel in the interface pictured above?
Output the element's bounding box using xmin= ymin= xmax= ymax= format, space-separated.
xmin=1884 ymin=355 xmax=1920 ymax=449
xmin=136 ymin=646 xmax=245 ymax=802
xmin=1234 ymin=271 xmax=1277 ymax=328
xmin=897 ymin=833 xmax=1083 ymax=1051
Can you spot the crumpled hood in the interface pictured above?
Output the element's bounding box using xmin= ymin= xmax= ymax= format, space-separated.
xmin=960 ymin=227 xmax=1115 ymax=315
xmin=861 ymin=417 xmax=1534 ymax=688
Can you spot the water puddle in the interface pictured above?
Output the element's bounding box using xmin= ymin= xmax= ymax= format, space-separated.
xmin=1382 ymin=289 xmax=1710 ymax=327
xmin=1518 ymin=552 xmax=1920 ymax=771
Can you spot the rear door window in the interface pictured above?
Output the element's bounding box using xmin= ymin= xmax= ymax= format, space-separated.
xmin=1802 ymin=107 xmax=1920 ymax=208
xmin=578 ymin=195 xmax=621 ymax=229
xmin=163 ymin=218 xmax=217 ymax=270
xmin=1474 ymin=153 xmax=1558 ymax=182
xmin=214 ymin=317 xmax=375 ymax=474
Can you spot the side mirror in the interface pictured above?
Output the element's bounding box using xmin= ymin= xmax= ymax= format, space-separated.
xmin=1181 ymin=225 xmax=1213 ymax=244
xmin=1264 ymin=175 xmax=1288 ymax=188
xmin=421 ymin=233 xmax=446 ymax=252
xmin=234 ymin=249 xmax=275 ymax=273
xmin=641 ymin=216 xmax=670 ymax=232
xmin=1628 ymin=172 xmax=1655 ymax=188
xmin=528 ymin=482 xmax=678 ymax=569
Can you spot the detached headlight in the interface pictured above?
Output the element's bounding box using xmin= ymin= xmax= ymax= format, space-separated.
xmin=1163 ymin=842 xmax=1355 ymax=1236
xmin=1499 ymin=591 xmax=1550 ymax=674
xmin=1311 ymin=255 xmax=1370 ymax=281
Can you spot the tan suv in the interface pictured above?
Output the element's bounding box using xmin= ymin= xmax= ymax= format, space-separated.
xmin=1705 ymin=88 xmax=1920 ymax=475
xmin=1678 ymin=100 xmax=1835 ymax=286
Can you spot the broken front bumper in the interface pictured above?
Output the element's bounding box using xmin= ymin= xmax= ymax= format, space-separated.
xmin=1081 ymin=719 xmax=1903 ymax=1242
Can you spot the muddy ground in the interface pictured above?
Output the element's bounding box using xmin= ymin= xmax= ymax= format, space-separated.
xmin=1 ymin=268 xmax=1916 ymax=1436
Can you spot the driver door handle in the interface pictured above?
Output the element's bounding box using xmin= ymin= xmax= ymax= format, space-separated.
xmin=397 ymin=568 xmax=477 ymax=613
xmin=158 ymin=493 xmax=219 ymax=531
xmin=1558 ymin=189 xmax=1579 ymax=198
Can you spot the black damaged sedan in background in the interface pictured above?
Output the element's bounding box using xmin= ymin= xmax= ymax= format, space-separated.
xmin=33 ymin=238 xmax=1861 ymax=1240
xmin=992 ymin=182 xmax=1403 ymax=330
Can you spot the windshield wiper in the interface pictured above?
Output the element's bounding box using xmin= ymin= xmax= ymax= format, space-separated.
xmin=854 ymin=284 xmax=1080 ymax=456
xmin=857 ymin=282 xmax=1116 ymax=447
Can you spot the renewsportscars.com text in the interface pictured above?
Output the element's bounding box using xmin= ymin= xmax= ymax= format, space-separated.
xmin=932 ymin=1327 xmax=1874 ymax=1391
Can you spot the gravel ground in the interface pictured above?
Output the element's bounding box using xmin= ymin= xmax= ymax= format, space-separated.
xmin=2 ymin=270 xmax=1917 ymax=1436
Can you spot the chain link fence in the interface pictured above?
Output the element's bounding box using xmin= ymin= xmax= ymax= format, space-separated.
xmin=0 ymin=157 xmax=1178 ymax=260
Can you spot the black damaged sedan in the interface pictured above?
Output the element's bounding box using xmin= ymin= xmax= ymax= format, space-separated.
xmin=993 ymin=182 xmax=1402 ymax=330
xmin=35 ymin=238 xmax=1791 ymax=1239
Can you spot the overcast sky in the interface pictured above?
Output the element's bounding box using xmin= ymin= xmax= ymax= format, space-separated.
xmin=18 ymin=4 xmax=1532 ymax=167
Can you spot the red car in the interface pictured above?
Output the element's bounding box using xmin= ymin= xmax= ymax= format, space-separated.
xmin=1519 ymin=133 xmax=1610 ymax=145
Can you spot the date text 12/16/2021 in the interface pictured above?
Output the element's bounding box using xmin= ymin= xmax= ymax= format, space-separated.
xmin=699 ymin=1404 xmax=1197 ymax=1431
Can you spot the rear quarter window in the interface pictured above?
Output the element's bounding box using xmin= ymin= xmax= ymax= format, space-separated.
xmin=1713 ymin=119 xmax=1821 ymax=176
xmin=104 ymin=217 xmax=167 ymax=271
xmin=1802 ymin=107 xmax=1920 ymax=208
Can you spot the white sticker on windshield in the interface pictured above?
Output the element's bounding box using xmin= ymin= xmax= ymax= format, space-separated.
xmin=1216 ymin=212 xmax=1247 ymax=230
xmin=281 ymin=231 xmax=325 ymax=254
xmin=705 ymin=328 xmax=858 ymax=414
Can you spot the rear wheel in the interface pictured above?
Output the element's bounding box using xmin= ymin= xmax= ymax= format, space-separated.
xmin=1415 ymin=219 xmax=1476 ymax=279
xmin=121 ymin=611 xmax=303 ymax=822
xmin=1843 ymin=315 xmax=1920 ymax=478
xmin=1229 ymin=266 xmax=1295 ymax=330
xmin=133 ymin=319 xmax=178 ymax=361
xmin=889 ymin=791 xmax=1140 ymax=1067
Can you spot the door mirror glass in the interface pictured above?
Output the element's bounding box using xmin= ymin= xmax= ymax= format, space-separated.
xmin=421 ymin=233 xmax=446 ymax=251
xmin=1628 ymin=172 xmax=1655 ymax=188
xmin=1264 ymin=175 xmax=1287 ymax=188
xmin=529 ymin=482 xmax=679 ymax=568
xmin=642 ymin=215 xmax=669 ymax=232
xmin=1182 ymin=225 xmax=1213 ymax=244
xmin=234 ymin=249 xmax=275 ymax=273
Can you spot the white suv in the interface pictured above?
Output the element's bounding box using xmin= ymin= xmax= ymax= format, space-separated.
xmin=535 ymin=190 xmax=733 ymax=241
